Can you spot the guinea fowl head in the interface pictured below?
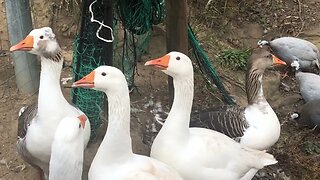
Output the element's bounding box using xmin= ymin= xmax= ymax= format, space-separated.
xmin=257 ymin=40 xmax=270 ymax=48
xmin=10 ymin=27 xmax=61 ymax=60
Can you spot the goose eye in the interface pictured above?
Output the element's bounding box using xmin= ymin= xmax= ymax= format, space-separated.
xmin=40 ymin=35 xmax=44 ymax=39
xmin=79 ymin=123 xmax=81 ymax=128
xmin=176 ymin=56 xmax=181 ymax=60
xmin=101 ymin=72 xmax=106 ymax=76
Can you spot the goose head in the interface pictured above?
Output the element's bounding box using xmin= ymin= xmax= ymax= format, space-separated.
xmin=248 ymin=49 xmax=286 ymax=71
xmin=144 ymin=51 xmax=193 ymax=77
xmin=72 ymin=66 xmax=128 ymax=93
xmin=54 ymin=115 xmax=87 ymax=142
xmin=10 ymin=27 xmax=61 ymax=59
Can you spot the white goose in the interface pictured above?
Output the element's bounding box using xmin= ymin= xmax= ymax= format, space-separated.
xmin=49 ymin=115 xmax=87 ymax=180
xmin=145 ymin=52 xmax=278 ymax=180
xmin=10 ymin=27 xmax=91 ymax=179
xmin=72 ymin=66 xmax=183 ymax=180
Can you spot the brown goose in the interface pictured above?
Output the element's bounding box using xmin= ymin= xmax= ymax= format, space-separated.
xmin=190 ymin=49 xmax=284 ymax=150
xmin=10 ymin=27 xmax=91 ymax=179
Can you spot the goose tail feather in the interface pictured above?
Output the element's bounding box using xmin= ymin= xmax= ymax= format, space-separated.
xmin=259 ymin=150 xmax=278 ymax=166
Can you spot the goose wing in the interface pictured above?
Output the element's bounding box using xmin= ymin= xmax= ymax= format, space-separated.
xmin=18 ymin=102 xmax=38 ymax=138
xmin=190 ymin=105 xmax=248 ymax=140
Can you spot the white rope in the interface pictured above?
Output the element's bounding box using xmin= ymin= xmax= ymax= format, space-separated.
xmin=89 ymin=0 xmax=114 ymax=43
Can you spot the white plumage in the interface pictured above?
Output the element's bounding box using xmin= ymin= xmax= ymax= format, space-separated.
xmin=145 ymin=52 xmax=277 ymax=180
xmin=73 ymin=66 xmax=183 ymax=180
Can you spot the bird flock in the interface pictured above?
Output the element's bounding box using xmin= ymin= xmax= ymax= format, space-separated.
xmin=7 ymin=27 xmax=320 ymax=180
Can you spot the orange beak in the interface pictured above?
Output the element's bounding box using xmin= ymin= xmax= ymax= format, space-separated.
xmin=77 ymin=114 xmax=87 ymax=128
xmin=272 ymin=55 xmax=287 ymax=65
xmin=72 ymin=71 xmax=95 ymax=88
xmin=144 ymin=54 xmax=170 ymax=70
xmin=10 ymin=35 xmax=34 ymax=52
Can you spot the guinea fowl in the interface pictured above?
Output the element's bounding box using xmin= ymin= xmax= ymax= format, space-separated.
xmin=291 ymin=99 xmax=320 ymax=129
xmin=49 ymin=115 xmax=87 ymax=180
xmin=10 ymin=27 xmax=91 ymax=179
xmin=189 ymin=49 xmax=283 ymax=150
xmin=145 ymin=52 xmax=277 ymax=180
xmin=257 ymin=37 xmax=320 ymax=73
xmin=295 ymin=71 xmax=320 ymax=103
xmin=72 ymin=66 xmax=183 ymax=180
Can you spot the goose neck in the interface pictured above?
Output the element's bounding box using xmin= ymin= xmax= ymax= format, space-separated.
xmin=164 ymin=75 xmax=194 ymax=134
xmin=94 ymin=88 xmax=132 ymax=164
xmin=246 ymin=68 xmax=266 ymax=105
xmin=38 ymin=52 xmax=68 ymax=117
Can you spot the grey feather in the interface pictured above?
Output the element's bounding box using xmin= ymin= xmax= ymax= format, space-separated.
xmin=190 ymin=106 xmax=248 ymax=139
xmin=17 ymin=102 xmax=49 ymax=177
xmin=17 ymin=103 xmax=38 ymax=138
xmin=293 ymin=99 xmax=320 ymax=128
xmin=17 ymin=138 xmax=48 ymax=174
xmin=295 ymin=71 xmax=320 ymax=102
xmin=262 ymin=37 xmax=320 ymax=72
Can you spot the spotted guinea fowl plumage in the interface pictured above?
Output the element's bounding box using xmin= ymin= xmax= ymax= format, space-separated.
xmin=295 ymin=71 xmax=320 ymax=103
xmin=292 ymin=99 xmax=320 ymax=128
xmin=257 ymin=37 xmax=320 ymax=73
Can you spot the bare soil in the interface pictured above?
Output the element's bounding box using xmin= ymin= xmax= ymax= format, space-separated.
xmin=0 ymin=0 xmax=319 ymax=180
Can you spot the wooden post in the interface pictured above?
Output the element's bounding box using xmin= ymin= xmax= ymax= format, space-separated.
xmin=5 ymin=0 xmax=40 ymax=94
xmin=103 ymin=0 xmax=113 ymax=66
xmin=166 ymin=0 xmax=188 ymax=105
xmin=103 ymin=0 xmax=113 ymax=115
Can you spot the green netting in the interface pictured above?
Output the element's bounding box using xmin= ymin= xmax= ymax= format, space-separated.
xmin=71 ymin=0 xmax=157 ymax=140
xmin=188 ymin=24 xmax=235 ymax=105
xmin=72 ymin=0 xmax=106 ymax=139
xmin=116 ymin=0 xmax=165 ymax=35
xmin=113 ymin=0 xmax=163 ymax=88
xmin=71 ymin=0 xmax=234 ymax=140
xmin=113 ymin=24 xmax=152 ymax=88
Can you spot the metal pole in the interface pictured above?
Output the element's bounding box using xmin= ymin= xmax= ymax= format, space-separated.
xmin=5 ymin=0 xmax=40 ymax=94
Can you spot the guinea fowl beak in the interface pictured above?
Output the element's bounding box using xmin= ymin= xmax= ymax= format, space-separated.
xmin=145 ymin=54 xmax=170 ymax=70
xmin=272 ymin=55 xmax=286 ymax=65
xmin=77 ymin=114 xmax=87 ymax=128
xmin=72 ymin=71 xmax=95 ymax=88
xmin=10 ymin=35 xmax=34 ymax=52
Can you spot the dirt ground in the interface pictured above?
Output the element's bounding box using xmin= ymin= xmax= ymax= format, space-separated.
xmin=0 ymin=0 xmax=319 ymax=180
